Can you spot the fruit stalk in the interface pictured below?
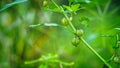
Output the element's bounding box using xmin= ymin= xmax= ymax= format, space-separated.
xmin=50 ymin=0 xmax=112 ymax=68
xmin=80 ymin=37 xmax=112 ymax=68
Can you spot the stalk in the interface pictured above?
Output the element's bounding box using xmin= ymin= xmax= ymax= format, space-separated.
xmin=80 ymin=37 xmax=112 ymax=68
xmin=50 ymin=0 xmax=112 ymax=68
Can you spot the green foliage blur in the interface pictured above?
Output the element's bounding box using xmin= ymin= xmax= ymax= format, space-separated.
xmin=0 ymin=0 xmax=120 ymax=68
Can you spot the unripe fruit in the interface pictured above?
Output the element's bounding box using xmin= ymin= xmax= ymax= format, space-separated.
xmin=69 ymin=16 xmax=72 ymax=21
xmin=75 ymin=29 xmax=84 ymax=37
xmin=71 ymin=37 xmax=80 ymax=47
xmin=43 ymin=0 xmax=48 ymax=7
xmin=61 ymin=18 xmax=68 ymax=26
xmin=113 ymin=56 xmax=120 ymax=63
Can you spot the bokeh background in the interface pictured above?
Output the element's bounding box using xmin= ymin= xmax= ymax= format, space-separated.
xmin=0 ymin=0 xmax=120 ymax=68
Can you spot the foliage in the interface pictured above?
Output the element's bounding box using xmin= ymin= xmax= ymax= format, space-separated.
xmin=25 ymin=54 xmax=74 ymax=68
xmin=0 ymin=0 xmax=28 ymax=12
xmin=0 ymin=0 xmax=120 ymax=68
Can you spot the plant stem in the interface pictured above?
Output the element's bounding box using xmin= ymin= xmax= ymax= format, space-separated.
xmin=60 ymin=6 xmax=76 ymax=32
xmin=51 ymin=0 xmax=112 ymax=68
xmin=51 ymin=0 xmax=76 ymax=32
xmin=80 ymin=37 xmax=112 ymax=68
xmin=51 ymin=0 xmax=60 ymax=10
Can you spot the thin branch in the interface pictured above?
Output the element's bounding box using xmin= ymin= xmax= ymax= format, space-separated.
xmin=50 ymin=0 xmax=60 ymax=10
xmin=80 ymin=37 xmax=112 ymax=68
xmin=60 ymin=6 xmax=76 ymax=32
xmin=50 ymin=0 xmax=112 ymax=68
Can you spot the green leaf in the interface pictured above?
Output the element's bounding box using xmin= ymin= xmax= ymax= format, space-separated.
xmin=24 ymin=53 xmax=74 ymax=67
xmin=44 ymin=23 xmax=59 ymax=26
xmin=71 ymin=4 xmax=80 ymax=12
xmin=60 ymin=61 xmax=74 ymax=66
xmin=29 ymin=23 xmax=59 ymax=27
xmin=115 ymin=28 xmax=120 ymax=31
xmin=63 ymin=4 xmax=80 ymax=13
xmin=77 ymin=0 xmax=91 ymax=3
xmin=0 ymin=0 xmax=28 ymax=12
xmin=62 ymin=5 xmax=73 ymax=12
xmin=68 ymin=0 xmax=91 ymax=3
xmin=40 ymin=54 xmax=58 ymax=61
xmin=38 ymin=64 xmax=48 ymax=68
xmin=24 ymin=59 xmax=40 ymax=64
xmin=24 ymin=54 xmax=58 ymax=64
xmin=29 ymin=23 xmax=44 ymax=27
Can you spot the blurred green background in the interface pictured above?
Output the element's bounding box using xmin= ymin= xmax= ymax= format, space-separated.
xmin=0 ymin=0 xmax=120 ymax=68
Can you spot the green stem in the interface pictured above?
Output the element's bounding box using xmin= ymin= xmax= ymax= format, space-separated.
xmin=80 ymin=37 xmax=112 ymax=68
xmin=51 ymin=0 xmax=60 ymax=10
xmin=25 ymin=59 xmax=40 ymax=64
xmin=51 ymin=0 xmax=76 ymax=32
xmin=50 ymin=0 xmax=112 ymax=68
xmin=60 ymin=6 xmax=76 ymax=32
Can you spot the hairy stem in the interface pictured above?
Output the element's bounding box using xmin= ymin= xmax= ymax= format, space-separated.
xmin=51 ymin=0 xmax=60 ymax=10
xmin=51 ymin=0 xmax=112 ymax=68
xmin=60 ymin=6 xmax=76 ymax=32
xmin=80 ymin=37 xmax=112 ymax=68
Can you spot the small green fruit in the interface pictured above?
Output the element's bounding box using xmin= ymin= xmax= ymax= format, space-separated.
xmin=71 ymin=37 xmax=80 ymax=47
xmin=61 ymin=18 xmax=68 ymax=26
xmin=69 ymin=17 xmax=72 ymax=21
xmin=75 ymin=29 xmax=84 ymax=37
xmin=113 ymin=56 xmax=120 ymax=63
xmin=43 ymin=0 xmax=48 ymax=7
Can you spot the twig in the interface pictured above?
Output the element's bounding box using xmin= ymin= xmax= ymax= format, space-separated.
xmin=50 ymin=0 xmax=112 ymax=68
